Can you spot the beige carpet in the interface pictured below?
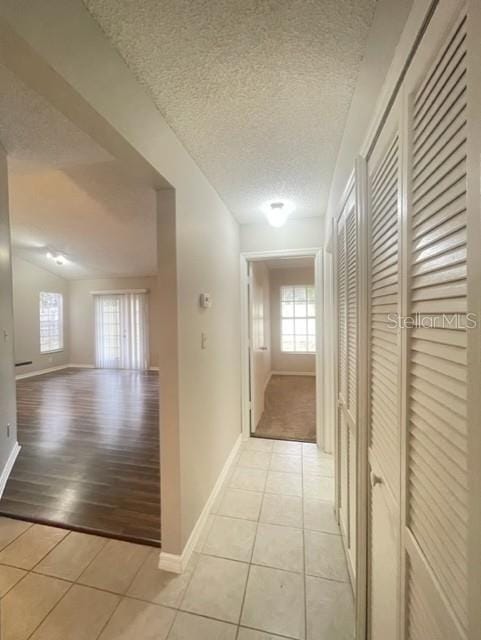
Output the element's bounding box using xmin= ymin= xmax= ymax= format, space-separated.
xmin=254 ymin=374 xmax=316 ymax=443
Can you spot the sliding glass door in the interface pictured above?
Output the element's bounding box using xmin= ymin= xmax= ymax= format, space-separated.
xmin=94 ymin=292 xmax=149 ymax=370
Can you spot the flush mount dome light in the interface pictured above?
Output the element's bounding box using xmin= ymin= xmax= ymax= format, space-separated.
xmin=46 ymin=250 xmax=66 ymax=265
xmin=263 ymin=200 xmax=294 ymax=227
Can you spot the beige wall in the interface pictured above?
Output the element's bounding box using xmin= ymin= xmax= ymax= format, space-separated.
xmin=0 ymin=146 xmax=17 ymax=477
xmin=250 ymin=262 xmax=271 ymax=429
xmin=240 ymin=217 xmax=323 ymax=253
xmin=269 ymin=265 xmax=316 ymax=374
xmin=12 ymin=256 xmax=70 ymax=376
xmin=69 ymin=275 xmax=160 ymax=367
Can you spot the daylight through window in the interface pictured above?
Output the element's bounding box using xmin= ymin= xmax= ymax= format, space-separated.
xmin=280 ymin=285 xmax=315 ymax=353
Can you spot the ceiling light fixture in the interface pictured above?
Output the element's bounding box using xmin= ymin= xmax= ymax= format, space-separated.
xmin=46 ymin=250 xmax=67 ymax=266
xmin=263 ymin=200 xmax=294 ymax=227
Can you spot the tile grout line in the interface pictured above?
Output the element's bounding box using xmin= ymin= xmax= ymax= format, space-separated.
xmin=92 ymin=543 xmax=155 ymax=640
xmin=233 ymin=444 xmax=271 ymax=639
xmin=0 ymin=518 xmax=34 ymax=554
xmin=302 ymin=445 xmax=308 ymax=640
xmin=25 ymin=574 xmax=77 ymax=640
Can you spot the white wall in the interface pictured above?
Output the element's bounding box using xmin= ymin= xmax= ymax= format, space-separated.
xmin=0 ymin=146 xmax=17 ymax=482
xmin=241 ymin=217 xmax=323 ymax=253
xmin=250 ymin=261 xmax=271 ymax=429
xmin=269 ymin=265 xmax=316 ymax=374
xmin=12 ymin=256 xmax=70 ymax=376
xmin=69 ymin=275 xmax=160 ymax=367
xmin=0 ymin=0 xmax=242 ymax=555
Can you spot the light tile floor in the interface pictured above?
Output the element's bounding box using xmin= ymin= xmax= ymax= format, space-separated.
xmin=0 ymin=438 xmax=354 ymax=640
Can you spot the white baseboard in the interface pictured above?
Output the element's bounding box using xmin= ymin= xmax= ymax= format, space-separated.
xmin=16 ymin=364 xmax=70 ymax=380
xmin=271 ymin=370 xmax=316 ymax=377
xmin=158 ymin=433 xmax=242 ymax=574
xmin=0 ymin=442 xmax=20 ymax=499
xmin=263 ymin=372 xmax=272 ymax=392
xmin=68 ymin=363 xmax=96 ymax=369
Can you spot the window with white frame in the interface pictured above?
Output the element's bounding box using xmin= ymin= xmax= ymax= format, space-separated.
xmin=39 ymin=292 xmax=63 ymax=353
xmin=280 ymin=285 xmax=316 ymax=353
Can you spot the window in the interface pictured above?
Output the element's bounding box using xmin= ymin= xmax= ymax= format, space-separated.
xmin=280 ymin=285 xmax=315 ymax=353
xmin=39 ymin=292 xmax=63 ymax=353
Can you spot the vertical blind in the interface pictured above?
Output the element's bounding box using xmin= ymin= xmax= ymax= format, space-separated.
xmin=94 ymin=292 xmax=150 ymax=370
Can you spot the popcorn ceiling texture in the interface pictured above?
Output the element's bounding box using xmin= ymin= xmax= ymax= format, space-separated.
xmin=0 ymin=63 xmax=111 ymax=173
xmin=0 ymin=63 xmax=157 ymax=279
xmin=83 ymin=0 xmax=376 ymax=223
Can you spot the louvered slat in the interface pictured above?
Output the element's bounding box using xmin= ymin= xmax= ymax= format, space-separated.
xmin=368 ymin=134 xmax=400 ymax=500
xmin=406 ymin=13 xmax=468 ymax=636
xmin=407 ymin=559 xmax=447 ymax=640
xmin=346 ymin=209 xmax=357 ymax=417
xmin=337 ymin=224 xmax=347 ymax=403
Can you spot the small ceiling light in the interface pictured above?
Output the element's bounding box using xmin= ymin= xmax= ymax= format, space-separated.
xmin=47 ymin=250 xmax=67 ymax=265
xmin=263 ymin=200 xmax=294 ymax=227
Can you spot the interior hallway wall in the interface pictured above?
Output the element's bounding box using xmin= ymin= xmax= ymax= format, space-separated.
xmin=0 ymin=0 xmax=242 ymax=556
xmin=12 ymin=256 xmax=70 ymax=376
xmin=0 ymin=146 xmax=17 ymax=481
xmin=269 ymin=265 xmax=316 ymax=374
xmin=69 ymin=275 xmax=160 ymax=367
xmin=250 ymin=261 xmax=271 ymax=429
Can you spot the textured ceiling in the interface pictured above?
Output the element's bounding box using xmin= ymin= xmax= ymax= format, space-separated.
xmin=0 ymin=63 xmax=157 ymax=279
xmin=83 ymin=0 xmax=376 ymax=224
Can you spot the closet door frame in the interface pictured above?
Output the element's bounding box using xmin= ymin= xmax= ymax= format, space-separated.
xmin=355 ymin=155 xmax=370 ymax=640
xmin=466 ymin=0 xmax=481 ymax=632
xmin=333 ymin=171 xmax=356 ymax=583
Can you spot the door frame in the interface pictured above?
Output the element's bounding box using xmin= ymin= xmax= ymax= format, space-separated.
xmin=240 ymin=247 xmax=324 ymax=443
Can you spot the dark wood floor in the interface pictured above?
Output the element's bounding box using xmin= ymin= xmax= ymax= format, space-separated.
xmin=0 ymin=368 xmax=160 ymax=546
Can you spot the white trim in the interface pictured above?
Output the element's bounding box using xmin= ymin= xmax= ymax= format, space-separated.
xmin=149 ymin=366 xmax=160 ymax=372
xmin=240 ymin=255 xmax=251 ymax=441
xmin=240 ymin=249 xmax=322 ymax=442
xmin=15 ymin=364 xmax=70 ymax=380
xmin=0 ymin=442 xmax=20 ymax=499
xmin=241 ymin=248 xmax=319 ymax=261
xmin=271 ymin=370 xmax=315 ymax=377
xmin=68 ymin=363 xmax=96 ymax=369
xmin=90 ymin=289 xmax=149 ymax=295
xmin=263 ymin=371 xmax=272 ymax=392
xmin=315 ymin=248 xmax=325 ymax=451
xmin=158 ymin=434 xmax=242 ymax=574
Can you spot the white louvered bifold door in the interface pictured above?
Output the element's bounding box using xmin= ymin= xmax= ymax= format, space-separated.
xmin=334 ymin=180 xmax=358 ymax=581
xmin=366 ymin=97 xmax=402 ymax=640
xmin=400 ymin=4 xmax=478 ymax=639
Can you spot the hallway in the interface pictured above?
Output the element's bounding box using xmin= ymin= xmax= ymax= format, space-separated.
xmin=0 ymin=437 xmax=348 ymax=640
xmin=255 ymin=375 xmax=316 ymax=443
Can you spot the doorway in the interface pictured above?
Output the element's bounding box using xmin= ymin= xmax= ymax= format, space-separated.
xmin=241 ymin=251 xmax=324 ymax=444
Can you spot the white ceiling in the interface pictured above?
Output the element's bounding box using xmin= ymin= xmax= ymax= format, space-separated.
xmin=0 ymin=63 xmax=158 ymax=279
xmin=83 ymin=0 xmax=377 ymax=224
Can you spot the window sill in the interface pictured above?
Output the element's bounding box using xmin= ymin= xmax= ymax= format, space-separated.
xmin=281 ymin=351 xmax=316 ymax=355
xmin=40 ymin=349 xmax=64 ymax=355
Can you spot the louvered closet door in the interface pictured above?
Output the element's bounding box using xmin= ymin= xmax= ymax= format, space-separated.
xmin=367 ymin=98 xmax=402 ymax=640
xmin=402 ymin=5 xmax=472 ymax=639
xmin=335 ymin=182 xmax=358 ymax=580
